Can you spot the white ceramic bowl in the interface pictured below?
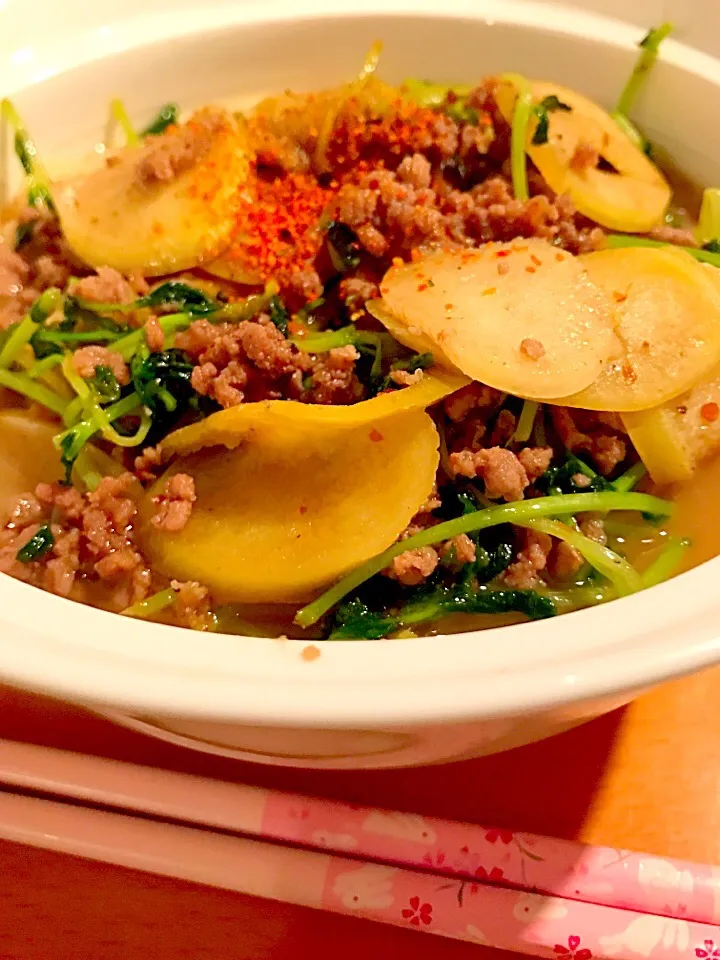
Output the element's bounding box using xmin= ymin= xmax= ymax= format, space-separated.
xmin=2 ymin=0 xmax=720 ymax=768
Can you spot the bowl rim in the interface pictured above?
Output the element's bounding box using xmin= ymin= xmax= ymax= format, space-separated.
xmin=1 ymin=0 xmax=720 ymax=726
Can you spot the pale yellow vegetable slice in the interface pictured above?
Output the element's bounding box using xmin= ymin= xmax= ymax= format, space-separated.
xmin=160 ymin=367 xmax=468 ymax=458
xmin=138 ymin=402 xmax=440 ymax=603
xmin=560 ymin=247 xmax=720 ymax=412
xmin=494 ymin=77 xmax=671 ymax=233
xmin=623 ymin=363 xmax=720 ymax=485
xmin=0 ymin=412 xmax=62 ymax=520
xmin=54 ymin=109 xmax=252 ymax=277
xmin=371 ymin=239 xmax=621 ymax=400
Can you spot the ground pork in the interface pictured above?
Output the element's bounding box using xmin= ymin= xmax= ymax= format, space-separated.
xmin=441 ymin=533 xmax=477 ymax=567
xmin=171 ymin=579 xmax=214 ymax=631
xmin=339 ymin=275 xmax=381 ymax=307
xmin=517 ymin=446 xmax=554 ymax=483
xmin=136 ymin=108 xmax=224 ymax=186
xmin=551 ymin=407 xmax=627 ymax=476
xmin=335 ymin=169 xmax=606 ymax=261
xmin=72 ymin=266 xmax=137 ymax=305
xmin=0 ymin=475 xmax=211 ymax=626
xmin=520 ymin=337 xmax=546 ymax=360
xmin=144 ymin=315 xmax=165 ymax=353
xmin=443 ymin=382 xmax=505 ymax=423
xmin=307 ymin=345 xmax=362 ymax=405
xmin=503 ymin=529 xmax=553 ymax=590
xmin=72 ymin=345 xmax=130 ymax=385
xmin=134 ymin=445 xmax=165 ymax=483
xmin=151 ymin=474 xmax=196 ymax=533
xmin=180 ymin=316 xmax=364 ymax=407
xmin=385 ymin=545 xmax=440 ymax=586
xmin=548 ymin=541 xmax=585 ymax=581
xmin=178 ymin=315 xmax=313 ymax=408
xmin=450 ymin=445 xmax=550 ymax=502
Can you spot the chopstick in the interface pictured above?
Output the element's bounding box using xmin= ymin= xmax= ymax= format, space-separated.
xmin=0 ymin=788 xmax=716 ymax=959
xmin=0 ymin=738 xmax=717 ymax=926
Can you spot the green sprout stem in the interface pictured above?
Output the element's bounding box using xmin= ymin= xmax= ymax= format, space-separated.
xmin=641 ymin=536 xmax=691 ymax=588
xmin=504 ymin=73 xmax=534 ymax=203
xmin=0 ymin=367 xmax=67 ymax=415
xmin=121 ymin=587 xmax=177 ymax=619
xmin=110 ymin=98 xmax=140 ymax=146
xmin=616 ymin=23 xmax=673 ymax=117
xmin=294 ymin=490 xmax=673 ymax=628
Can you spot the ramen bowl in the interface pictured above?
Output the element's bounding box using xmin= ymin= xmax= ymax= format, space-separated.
xmin=0 ymin=0 xmax=719 ymax=768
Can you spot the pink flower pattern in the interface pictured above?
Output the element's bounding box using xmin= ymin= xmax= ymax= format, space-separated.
xmin=402 ymin=896 xmax=433 ymax=926
xmin=554 ymin=935 xmax=592 ymax=960
xmin=696 ymin=941 xmax=720 ymax=959
xmin=485 ymin=828 xmax=514 ymax=844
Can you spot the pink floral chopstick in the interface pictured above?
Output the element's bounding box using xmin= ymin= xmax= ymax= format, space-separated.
xmin=260 ymin=791 xmax=720 ymax=925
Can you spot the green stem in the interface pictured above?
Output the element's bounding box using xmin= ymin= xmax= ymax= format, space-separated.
xmin=110 ymin=98 xmax=140 ymax=146
xmin=121 ymin=587 xmax=177 ymax=619
xmin=606 ymin=233 xmax=720 ymax=267
xmin=513 ymin=400 xmax=539 ymax=443
xmin=0 ymin=367 xmax=67 ymax=415
xmin=504 ymin=73 xmax=534 ymax=203
xmin=294 ymin=490 xmax=672 ymax=627
xmin=113 ymin=313 xmax=190 ymax=360
xmin=641 ymin=536 xmax=691 ymax=588
xmin=0 ymin=314 xmax=38 ymax=368
xmin=616 ymin=23 xmax=673 ymax=117
xmin=291 ymin=326 xmax=359 ymax=353
xmin=518 ymin=517 xmax=642 ymax=596
xmin=26 ymin=354 xmax=64 ymax=379
xmin=613 ymin=460 xmax=647 ymax=493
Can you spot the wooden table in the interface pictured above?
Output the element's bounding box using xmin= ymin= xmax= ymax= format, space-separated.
xmin=1 ymin=666 xmax=719 ymax=960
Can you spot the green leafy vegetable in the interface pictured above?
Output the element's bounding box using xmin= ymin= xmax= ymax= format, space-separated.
xmin=1 ymin=98 xmax=54 ymax=212
xmin=513 ymin=400 xmax=539 ymax=444
xmin=110 ymin=98 xmax=140 ymax=146
xmin=130 ymin=347 xmax=195 ymax=414
xmin=401 ymin=79 xmax=477 ymax=124
xmin=641 ymin=536 xmax=691 ymax=588
xmin=15 ymin=219 xmax=35 ymax=249
xmin=613 ymin=460 xmax=647 ymax=493
xmin=372 ymin=352 xmax=434 ymax=393
xmin=537 ymin=454 xmax=613 ymax=495
xmin=531 ymin=95 xmax=571 ymax=146
xmin=294 ymin=489 xmax=673 ymax=628
xmin=88 ymin=364 xmax=121 ymax=403
xmin=615 ymin=23 xmax=673 ymax=118
xmin=0 ymin=367 xmax=68 ymax=415
xmin=0 ymin=287 xmax=63 ymax=369
xmin=519 ymin=517 xmax=642 ymax=595
xmin=697 ymin=188 xmax=720 ymax=247
xmin=503 ymin=73 xmax=534 ymax=202
xmin=326 ymin=221 xmax=361 ymax=273
xmin=329 ymin=582 xmax=555 ymax=639
xmin=121 ymin=587 xmax=177 ymax=619
xmin=15 ymin=524 xmax=54 ymax=563
xmin=139 ymin=281 xmax=217 ymax=315
xmin=141 ymin=103 xmax=179 ymax=138
xmin=268 ymin=296 xmax=289 ymax=336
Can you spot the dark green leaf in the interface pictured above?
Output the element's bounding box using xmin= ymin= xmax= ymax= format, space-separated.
xmin=130 ymin=347 xmax=195 ymax=415
xmin=326 ymin=221 xmax=361 ymax=273
xmin=268 ymin=295 xmax=289 ymax=336
xmin=703 ymin=239 xmax=720 ymax=254
xmin=141 ymin=103 xmax=179 ymax=138
xmin=89 ymin=364 xmax=121 ymax=403
xmin=373 ymin=352 xmax=434 ymax=393
xmin=531 ymin=96 xmax=572 ymax=146
xmin=15 ymin=220 xmax=34 ymax=249
xmin=16 ymin=524 xmax=54 ymax=563
xmin=537 ymin=454 xmax=613 ymax=495
xmin=138 ymin=281 xmax=217 ymax=315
